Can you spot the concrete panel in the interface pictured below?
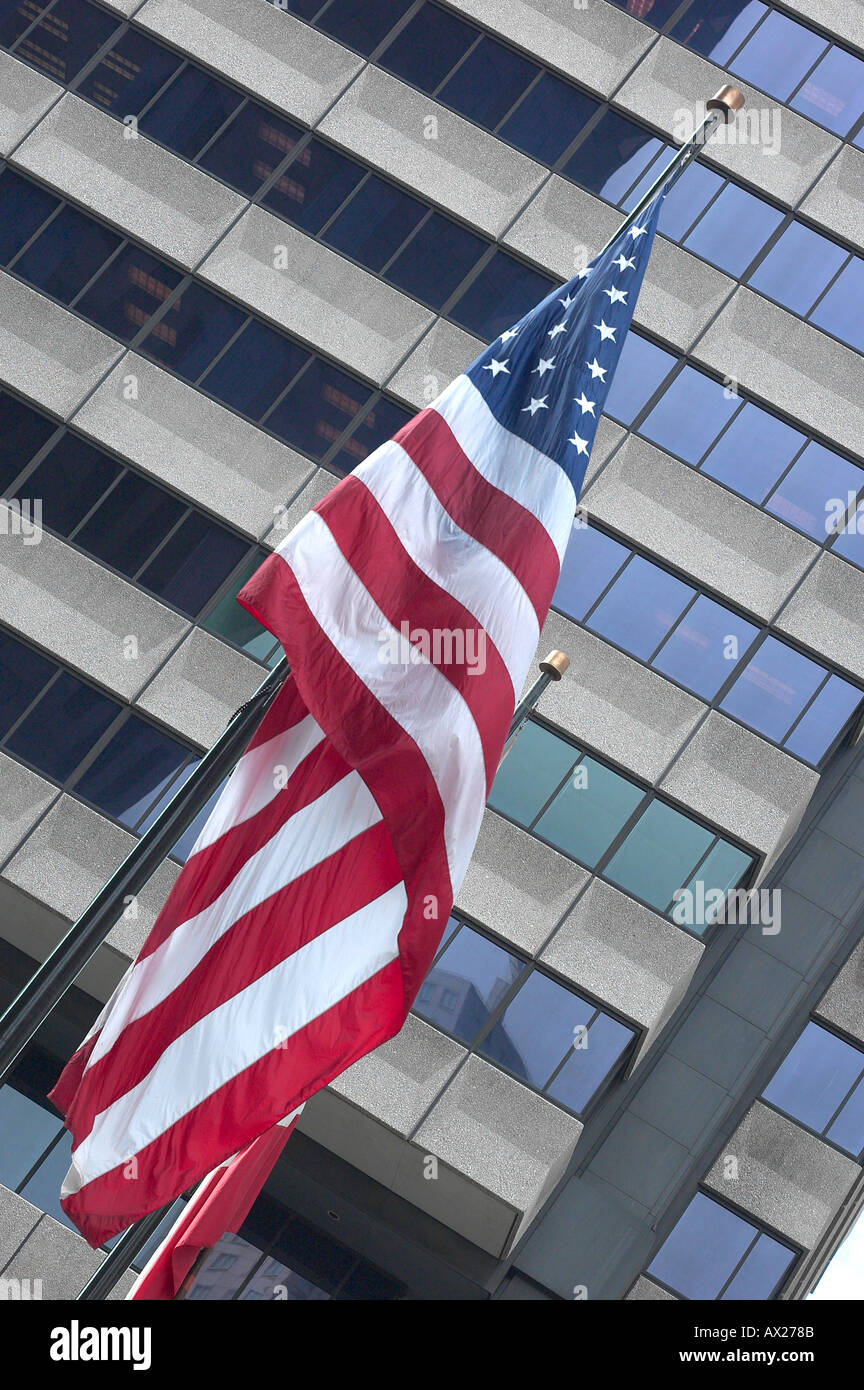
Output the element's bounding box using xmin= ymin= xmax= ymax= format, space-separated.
xmin=704 ymin=1102 xmax=860 ymax=1249
xmin=72 ymin=352 xmax=314 ymax=538
xmin=1 ymin=1212 xmax=101 ymax=1298
xmin=0 ymin=1187 xmax=42 ymax=1270
xmin=740 ymin=887 xmax=844 ymax=977
xmin=0 ymin=271 xmax=123 ymax=419
xmin=542 ymin=879 xmax=703 ymax=1065
xmin=616 ymin=38 xmax=838 ymax=207
xmin=11 ymin=95 xmax=245 ymax=269
xmin=815 ymin=938 xmax=864 ymax=1047
xmin=667 ymin=995 xmax=767 ymax=1090
xmin=660 ymin=712 xmax=818 ymax=870
xmin=455 ymin=809 xmax=590 ymax=955
xmin=331 ymin=1013 xmax=466 ymax=1137
xmin=775 ymin=553 xmax=864 ymax=681
xmin=534 ymin=611 xmax=706 ymax=784
xmin=629 ymin=1054 xmax=728 ymax=1150
xmin=135 ymin=0 xmax=362 ymax=123
xmin=0 ymin=518 xmax=187 ymax=700
xmin=0 ymin=51 xmax=59 ymax=157
xmin=583 ymin=416 xmax=626 ymax=489
xmin=582 ymin=432 xmax=818 ymax=622
xmin=444 ymin=0 xmax=652 ymax=96
xmin=626 ymin=1274 xmax=677 ymax=1300
xmin=265 ymin=467 xmax=337 ymax=549
xmin=694 ymin=287 xmax=864 ymax=461
xmin=780 ymin=0 xmax=864 ymax=49
xmin=706 ymin=941 xmax=804 ymax=1032
xmin=0 ymin=755 xmax=56 ymax=867
xmin=199 ymin=207 xmax=434 ymax=382
xmin=820 ymin=774 xmax=864 ymax=857
xmin=135 ymin=627 xmax=261 ymax=747
xmin=803 ymin=144 xmax=864 ymax=254
xmin=387 ymin=319 xmax=482 ymax=411
xmin=319 ymin=66 xmax=545 ymax=237
xmin=504 ymin=178 xmax=734 ymax=351
xmin=591 ymin=1111 xmax=690 ymax=1209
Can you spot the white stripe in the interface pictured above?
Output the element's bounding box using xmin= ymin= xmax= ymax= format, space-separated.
xmin=192 ymin=713 xmax=325 ymax=856
xmin=432 ymin=374 xmax=576 ymax=562
xmin=352 ymin=441 xmax=539 ymax=699
xmin=86 ymin=769 xmax=383 ymax=1070
xmin=280 ymin=513 xmax=487 ymax=889
xmin=66 ymin=883 xmax=407 ymax=1192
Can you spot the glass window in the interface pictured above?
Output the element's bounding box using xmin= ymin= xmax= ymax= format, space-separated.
xmin=765 ymin=440 xmax=863 ymax=541
xmin=74 ymin=471 xmax=185 ymax=577
xmin=652 ymin=594 xmax=758 ymax=699
xmin=720 ymin=1232 xmax=798 ymax=1300
xmin=749 ymin=221 xmax=848 ymax=318
xmin=0 ymin=166 xmax=59 ymax=265
xmin=488 ymin=719 xmax=577 ymax=825
xmin=26 ymin=434 xmax=122 ymax=536
xmin=671 ymin=0 xmax=767 ymax=66
xmin=266 ymin=357 xmax=372 ymax=459
xmin=315 ymin=0 xmax=411 ymax=55
xmin=0 ymin=1086 xmax=63 ymax=1191
xmin=330 ymin=395 xmax=412 ymax=474
xmin=534 ymin=755 xmax=644 ymax=868
xmin=0 ymin=391 xmax=58 ymax=490
xmin=76 ymin=29 xmax=183 ymax=116
xmin=262 ymin=137 xmax=364 ymax=233
xmin=553 ymin=524 xmax=630 ymax=622
xmin=140 ymin=281 xmax=246 ymax=381
xmin=0 ymin=633 xmax=55 ymax=734
xmin=546 ymin=1011 xmax=634 ymax=1113
xmin=6 ymin=671 xmax=120 ymax=782
xmin=136 ymin=758 xmax=200 ymax=836
xmin=763 ymin=1021 xmax=864 ymax=1138
xmin=684 ymin=182 xmax=784 ymax=278
xmin=139 ymin=67 xmax=243 ymax=160
xmin=603 ymin=330 xmax=676 ymax=425
xmin=678 ymin=839 xmax=755 ymax=932
xmin=657 ymin=159 xmax=724 ymax=243
xmin=1 ymin=0 xmax=52 ymax=49
xmin=414 ymin=926 xmax=523 ymax=1043
xmin=386 ymin=212 xmax=486 ymax=309
xmin=500 ymin=73 xmax=598 ymax=165
xmin=563 ymin=110 xmax=663 ymax=205
xmin=482 ymin=971 xmax=594 ymax=1087
xmin=700 ymin=402 xmax=806 ymax=503
xmin=792 ymin=45 xmax=864 ymax=135
xmin=606 ymin=0 xmax=689 ymax=29
xmin=648 ymin=1191 xmax=794 ymax=1299
xmin=76 ymin=245 xmax=183 ymax=341
xmin=171 ymin=777 xmax=227 ymax=861
xmin=439 ymin=36 xmax=537 ymax=130
xmin=732 ymin=10 xmax=828 ymax=100
xmin=640 ymin=366 xmax=741 ymax=464
xmin=13 ymin=204 xmax=121 ymax=304
xmin=138 ymin=513 xmax=249 ymax=615
xmin=604 ymin=799 xmax=713 ymax=911
xmin=199 ymin=103 xmax=304 ymax=197
xmin=73 ymin=716 xmax=190 ymax=829
xmin=720 ymin=636 xmax=825 ymax=743
xmin=202 ymin=553 xmax=280 ymax=662
xmin=831 ymin=504 xmax=864 ymax=569
xmin=784 ymin=674 xmax=861 ymax=765
xmin=201 ymin=319 xmax=309 ymax=421
xmin=827 ymin=1077 xmax=864 ymax=1155
xmin=19 ymin=1126 xmax=74 ymax=1227
xmin=14 ymin=0 xmax=119 ymax=84
xmin=323 ymin=176 xmax=426 ymax=272
xmin=810 ymin=256 xmax=864 ymax=354
xmin=378 ymin=2 xmax=476 ymax=93
xmin=449 ymin=249 xmax=556 ymax=341
xmin=586 ymin=555 xmax=694 ymax=660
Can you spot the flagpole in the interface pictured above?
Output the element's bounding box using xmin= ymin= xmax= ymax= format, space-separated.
xmin=73 ymin=648 xmax=572 ymax=1302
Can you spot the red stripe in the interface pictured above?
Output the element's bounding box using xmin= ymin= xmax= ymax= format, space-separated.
xmin=394 ymin=407 xmax=562 ymax=624
xmin=317 ymin=474 xmax=514 ymax=791
xmin=62 ymin=960 xmax=406 ymax=1248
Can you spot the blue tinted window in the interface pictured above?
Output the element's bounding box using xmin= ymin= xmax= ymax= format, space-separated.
xmin=378 ymin=2 xmax=475 ymax=93
xmin=137 ymin=758 xmax=200 ymax=836
xmin=733 ymin=10 xmax=828 ymax=100
xmin=500 ymin=73 xmax=598 ymax=164
xmin=720 ymin=1233 xmax=796 ymax=1300
xmin=19 ymin=1127 xmax=74 ymax=1227
xmin=266 ymin=357 xmax=372 ymax=459
xmin=564 ymin=110 xmax=663 ymax=204
xmin=199 ymin=103 xmax=304 ymax=197
xmin=439 ymin=36 xmax=537 ymax=130
xmin=700 ymin=402 xmax=805 ymax=503
xmin=784 ymin=675 xmax=862 ymax=765
xmin=830 ymin=504 xmax=864 ymax=569
xmin=316 ymin=0 xmax=411 ymax=55
xmin=138 ymin=513 xmax=249 ymax=615
xmin=202 ymin=320 xmax=309 ymax=420
xmin=546 ymin=1012 xmax=634 ymax=1113
xmin=605 ymin=0 xmax=683 ymax=29
xmin=587 ymin=554 xmax=694 ymax=659
xmin=764 ymin=1022 xmax=864 ymax=1134
xmin=553 ymin=525 xmax=630 ymax=622
xmin=605 ymin=799 xmax=714 ymax=911
xmin=488 ymin=720 xmax=576 ymax=825
xmin=13 ymin=205 xmax=121 ymax=304
xmin=671 ymin=0 xmax=767 ymax=65
xmin=640 ymin=366 xmax=741 ymax=463
xmin=535 ymin=756 xmax=643 ymax=867
xmin=765 ymin=440 xmax=863 ymax=540
xmin=323 ymin=176 xmax=426 ymax=271
xmin=792 ymin=46 xmax=864 ymax=135
xmin=450 ymin=249 xmax=556 ymax=340
xmin=603 ymin=330 xmax=676 ymax=425
xmin=171 ymin=777 xmax=226 ymax=861
xmin=0 ymin=391 xmax=57 ymax=487
xmin=653 ymin=595 xmax=758 ymax=699
xmin=749 ymin=221 xmax=847 ymax=317
xmin=483 ymin=972 xmax=594 ymax=1087
xmin=262 ymin=137 xmax=364 ymax=233
xmin=657 ymin=159 xmax=724 ymax=242
xmin=0 ymin=167 xmax=58 ymax=264
xmin=386 ymin=212 xmax=486 ymax=308
xmin=810 ymin=256 xmax=864 ymax=354
xmin=7 ymin=672 xmax=119 ymax=781
xmin=0 ymin=1087 xmax=63 ymax=1191
xmin=721 ymin=636 xmax=825 ymax=742
xmin=77 ymin=29 xmax=183 ymax=116
xmin=0 ymin=634 xmax=54 ymax=733
xmin=15 ymin=0 xmax=119 ymax=83
xmin=684 ymin=182 xmax=784 ymax=278
xmin=76 ymin=246 xmax=182 ymax=341
xmin=74 ymin=716 xmax=190 ymax=828
xmin=139 ymin=67 xmax=243 ymax=160
xmin=0 ymin=0 xmax=52 ymax=48
xmin=75 ymin=472 xmax=185 ymax=576
xmin=649 ymin=1193 xmax=760 ymax=1299
xmin=828 ymin=1077 xmax=864 ymax=1156
xmin=414 ymin=926 xmax=523 ymax=1044
xmin=26 ymin=434 xmax=121 ymax=536
xmin=141 ymin=281 xmax=246 ymax=381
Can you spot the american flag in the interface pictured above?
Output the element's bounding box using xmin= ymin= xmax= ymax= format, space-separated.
xmin=50 ymin=193 xmax=666 ymax=1248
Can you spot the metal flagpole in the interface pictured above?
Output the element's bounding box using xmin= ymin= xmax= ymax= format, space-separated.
xmin=74 ymin=648 xmax=571 ymax=1302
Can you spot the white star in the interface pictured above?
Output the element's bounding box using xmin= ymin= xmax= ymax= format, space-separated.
xmin=521 ymin=396 xmax=549 ymax=416
xmin=548 ymin=321 xmax=568 ymax=340
xmin=594 ymin=319 xmax=616 ymax=342
xmin=577 ymin=264 xmax=594 ymax=280
xmin=532 ymin=356 xmax=557 ymax=377
xmin=613 ymin=253 xmax=636 ymax=272
xmin=559 ymin=292 xmax=576 ymax=310
xmin=568 ymin=430 xmax=590 ymax=456
xmin=483 ymin=358 xmax=510 ymax=377
xmin=500 ymin=327 xmax=520 ymax=343
xmin=604 ymin=286 xmax=628 ymax=305
xmin=586 ymin=358 xmax=607 ymax=381
xmin=574 ymin=392 xmax=596 ymax=416
xmin=629 ymin=223 xmax=648 ymax=240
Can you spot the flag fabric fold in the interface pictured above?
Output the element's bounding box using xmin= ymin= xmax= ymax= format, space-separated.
xmin=50 ymin=192 xmax=666 ymax=1247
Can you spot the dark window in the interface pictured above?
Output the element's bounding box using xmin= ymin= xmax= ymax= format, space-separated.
xmin=138 ymin=66 xmax=243 ymax=160
xmin=138 ymin=513 xmax=249 ymax=616
xmin=763 ymin=1021 xmax=864 ymax=1156
xmin=262 ymin=137 xmax=364 ymax=234
xmin=500 ymin=73 xmax=598 ymax=165
xmin=0 ymin=166 xmax=59 ymax=264
xmin=6 ymin=671 xmax=120 ymax=782
xmin=732 ymin=10 xmax=828 ymax=101
xmin=0 ymin=0 xmax=53 ymax=50
xmin=330 ymin=395 xmax=412 ymax=474
xmin=315 ymin=0 xmax=411 ymax=54
xmin=563 ymin=109 xmax=664 ymax=205
xmin=14 ymin=0 xmax=119 ymax=84
xmin=0 ymin=633 xmax=55 ymax=734
xmin=749 ymin=221 xmax=848 ymax=317
xmin=671 ymin=0 xmax=767 ymax=65
xmin=198 ymin=102 xmax=304 ymax=197
xmin=586 ymin=554 xmax=694 ymax=660
xmin=73 ymin=715 xmax=190 ymax=829
xmin=792 ymin=45 xmax=864 ymax=135
xmin=76 ymin=245 xmax=182 ymax=341
xmin=0 ymin=391 xmax=57 ymax=490
xmin=266 ymin=357 xmax=372 ymax=459
xmin=683 ymin=182 xmax=784 ymax=278
xmin=640 ymin=366 xmax=741 ymax=463
xmin=140 ymin=281 xmax=246 ymax=381
xmin=386 ymin=211 xmax=486 ymax=309
xmin=13 ymin=204 xmax=122 ymax=304
xmin=450 ymin=249 xmax=556 ymax=340
xmin=323 ymin=175 xmax=426 ymax=272
xmin=74 ymin=471 xmax=185 ymax=576
xmin=438 ymin=36 xmax=537 ymax=130
xmin=76 ymin=28 xmax=184 ymax=116
xmin=25 ymin=433 xmax=122 ymax=535
xmin=378 ymin=2 xmax=476 ymax=93
xmin=202 ymin=551 xmax=280 ymax=662
xmin=201 ymin=319 xmax=310 ymax=420
xmin=648 ymin=1191 xmax=795 ymax=1299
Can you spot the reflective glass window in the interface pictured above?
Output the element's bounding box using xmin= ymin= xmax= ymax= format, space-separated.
xmin=73 ymin=716 xmax=190 ymax=829
xmin=546 ymin=1011 xmax=634 ymax=1112
xmin=0 ymin=633 xmax=54 ymax=733
xmin=783 ymin=674 xmax=862 ymax=764
xmin=323 ymin=176 xmax=426 ymax=272
xmin=13 ymin=204 xmax=121 ymax=304
xmin=652 ymin=594 xmax=759 ymax=699
xmin=76 ymin=245 xmax=183 ymax=341
xmin=139 ymin=66 xmax=243 ymax=160
xmin=140 ymin=281 xmax=246 ymax=381
xmin=14 ymin=0 xmax=118 ymax=84
xmin=77 ymin=29 xmax=183 ymax=116
xmin=199 ymin=103 xmax=304 ymax=197
xmin=792 ymin=45 xmax=864 ymax=135
xmin=563 ymin=110 xmax=663 ymax=204
xmin=138 ymin=513 xmax=249 ymax=615
xmin=0 ymin=166 xmax=59 ymax=264
xmin=438 ymin=36 xmax=537 ymax=129
xmin=0 ymin=390 xmax=58 ymax=488
xmin=449 ymin=249 xmax=556 ymax=340
xmin=604 ymin=798 xmax=713 ymax=911
xmin=500 ymin=73 xmax=598 ymax=164
xmin=586 ymin=555 xmax=694 ymax=660
xmin=763 ymin=1021 xmax=864 ymax=1138
xmin=262 ymin=137 xmax=364 ymax=233
xmin=26 ymin=434 xmax=121 ymax=536
xmin=74 ymin=471 xmax=185 ymax=576
xmin=553 ymin=524 xmax=630 ymax=622
xmin=648 ymin=1191 xmax=794 ymax=1300
xmin=6 ymin=671 xmax=119 ymax=781
xmin=720 ymin=636 xmax=825 ymax=742
xmin=810 ymin=256 xmax=864 ymax=354
xmin=266 ymin=357 xmax=372 ymax=459
xmin=749 ymin=221 xmax=848 ymax=317
xmin=683 ymin=181 xmax=784 ymax=278
xmin=487 ymin=719 xmax=576 ymax=825
xmin=534 ymin=755 xmax=643 ymax=867
xmin=671 ymin=0 xmax=767 ymax=65
xmin=386 ymin=211 xmax=486 ymax=308
xmin=765 ymin=440 xmax=863 ymax=540
xmin=482 ymin=970 xmax=595 ymax=1088
xmin=414 ymin=926 xmax=523 ymax=1043
xmin=603 ymin=330 xmax=676 ymax=425
xmin=732 ymin=9 xmax=828 ymax=100
xmin=378 ymin=2 xmax=476 ymax=93
xmin=201 ymin=319 xmax=309 ymax=421
xmin=315 ymin=0 xmax=412 ymax=55
xmin=640 ymin=366 xmax=741 ymax=463
xmin=700 ymin=402 xmax=805 ymax=503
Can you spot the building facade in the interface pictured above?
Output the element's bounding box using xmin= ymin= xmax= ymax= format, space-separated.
xmin=0 ymin=0 xmax=863 ymax=1301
